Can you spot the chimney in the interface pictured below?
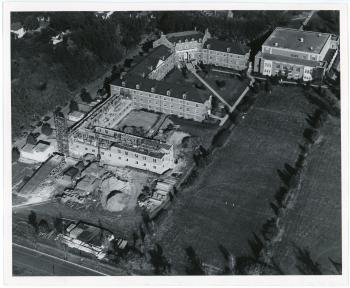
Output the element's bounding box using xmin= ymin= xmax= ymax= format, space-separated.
xmin=309 ymin=46 xmax=314 ymax=51
xmin=299 ymin=37 xmax=304 ymax=43
xmin=274 ymin=42 xmax=278 ymax=47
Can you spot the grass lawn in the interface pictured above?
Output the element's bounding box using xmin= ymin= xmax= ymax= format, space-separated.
xmin=199 ymin=70 xmax=250 ymax=106
xmin=115 ymin=110 xmax=160 ymax=133
xmin=153 ymin=85 xmax=320 ymax=274
xmin=12 ymin=162 xmax=38 ymax=188
xmin=272 ymin=116 xmax=341 ymax=274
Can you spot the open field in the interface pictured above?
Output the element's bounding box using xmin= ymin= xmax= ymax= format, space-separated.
xmin=199 ymin=69 xmax=250 ymax=105
xmin=115 ymin=110 xmax=160 ymax=133
xmin=153 ymin=85 xmax=321 ymax=274
xmin=272 ymin=116 xmax=341 ymax=274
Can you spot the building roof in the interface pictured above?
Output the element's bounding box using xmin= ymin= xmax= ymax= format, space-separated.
xmin=111 ymin=75 xmax=211 ymax=104
xmin=261 ymin=52 xmax=324 ymax=68
xmin=204 ymin=38 xmax=250 ymax=55
xmin=129 ymin=45 xmax=173 ymax=77
xmin=264 ymin=27 xmax=331 ymax=54
xmin=69 ymin=111 xmax=85 ymax=118
xmin=166 ymin=30 xmax=203 ymax=43
xmin=34 ymin=141 xmax=51 ymax=152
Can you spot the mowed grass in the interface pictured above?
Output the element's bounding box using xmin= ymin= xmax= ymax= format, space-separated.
xmin=116 ymin=110 xmax=160 ymax=132
xmin=273 ymin=116 xmax=341 ymax=274
xmin=154 ymin=85 xmax=318 ymax=274
xmin=199 ymin=70 xmax=250 ymax=105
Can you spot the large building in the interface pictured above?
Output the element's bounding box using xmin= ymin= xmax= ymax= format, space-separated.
xmin=153 ymin=29 xmax=250 ymax=70
xmin=68 ymin=95 xmax=175 ymax=174
xmin=254 ymin=27 xmax=339 ymax=81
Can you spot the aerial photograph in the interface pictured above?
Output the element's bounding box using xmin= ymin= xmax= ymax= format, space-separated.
xmin=10 ymin=9 xmax=341 ymax=277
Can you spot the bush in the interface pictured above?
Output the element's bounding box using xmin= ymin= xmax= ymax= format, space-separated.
xmin=41 ymin=122 xmax=53 ymax=136
xmin=26 ymin=133 xmax=37 ymax=145
xmin=215 ymin=80 xmax=226 ymax=88
xmin=12 ymin=147 xmax=20 ymax=162
xmin=80 ymin=88 xmax=92 ymax=103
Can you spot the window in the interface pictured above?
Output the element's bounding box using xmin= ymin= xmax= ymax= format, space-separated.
xmin=135 ymin=154 xmax=138 ymax=158
xmin=125 ymin=151 xmax=128 ymax=155
xmin=153 ymin=166 xmax=157 ymax=169
xmin=143 ymin=156 xmax=146 ymax=160
xmin=153 ymin=159 xmax=157 ymax=163
xmin=135 ymin=161 xmax=138 ymax=164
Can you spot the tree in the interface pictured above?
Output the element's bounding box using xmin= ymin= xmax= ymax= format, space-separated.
xmin=26 ymin=133 xmax=37 ymax=145
xmin=53 ymin=217 xmax=63 ymax=234
xmin=41 ymin=122 xmax=53 ymax=136
xmin=38 ymin=219 xmax=50 ymax=234
xmin=69 ymin=100 xmax=79 ymax=112
xmin=23 ymin=15 xmax=39 ymax=31
xmin=149 ymin=244 xmax=171 ymax=275
xmin=185 ymin=246 xmax=205 ymax=275
xmin=80 ymin=88 xmax=92 ymax=103
xmin=28 ymin=211 xmax=38 ymax=233
xmin=265 ymin=78 xmax=272 ymax=93
xmin=12 ymin=146 xmax=20 ymax=162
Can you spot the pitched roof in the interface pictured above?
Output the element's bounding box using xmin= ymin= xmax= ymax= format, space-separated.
xmin=111 ymin=75 xmax=211 ymax=104
xmin=264 ymin=27 xmax=331 ymax=54
xmin=129 ymin=45 xmax=173 ymax=77
xmin=166 ymin=30 xmax=203 ymax=43
xmin=204 ymin=38 xmax=250 ymax=55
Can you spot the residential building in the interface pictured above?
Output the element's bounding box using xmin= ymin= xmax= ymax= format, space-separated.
xmin=254 ymin=27 xmax=339 ymax=81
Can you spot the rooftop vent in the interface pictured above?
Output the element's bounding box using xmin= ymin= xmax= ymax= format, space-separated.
xmin=318 ymin=33 xmax=322 ymax=37
xmin=299 ymin=37 xmax=304 ymax=43
xmin=142 ymin=72 xmax=146 ymax=78
xmin=274 ymin=42 xmax=278 ymax=47
xmin=309 ymin=46 xmax=314 ymax=51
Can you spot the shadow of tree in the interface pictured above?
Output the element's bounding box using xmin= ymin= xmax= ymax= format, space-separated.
xmin=185 ymin=246 xmax=205 ymax=275
xmin=293 ymin=245 xmax=322 ymax=275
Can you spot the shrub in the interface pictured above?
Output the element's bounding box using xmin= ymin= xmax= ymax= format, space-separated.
xmin=12 ymin=147 xmax=20 ymax=162
xmin=41 ymin=122 xmax=53 ymax=136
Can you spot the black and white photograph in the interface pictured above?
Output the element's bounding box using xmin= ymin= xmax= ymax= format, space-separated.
xmin=2 ymin=1 xmax=349 ymax=286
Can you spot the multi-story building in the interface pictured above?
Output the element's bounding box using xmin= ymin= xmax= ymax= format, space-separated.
xmin=153 ymin=29 xmax=250 ymax=69
xmin=129 ymin=45 xmax=175 ymax=80
xmin=254 ymin=27 xmax=339 ymax=81
xmin=68 ymin=95 xmax=175 ymax=174
xmin=200 ymin=38 xmax=250 ymax=70
xmin=110 ymin=76 xmax=212 ymax=122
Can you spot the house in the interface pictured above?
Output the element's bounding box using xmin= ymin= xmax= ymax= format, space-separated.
xmin=20 ymin=140 xmax=54 ymax=163
xmin=254 ymin=27 xmax=339 ymax=81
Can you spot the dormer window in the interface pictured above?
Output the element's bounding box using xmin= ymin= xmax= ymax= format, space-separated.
xmin=122 ymin=81 xmax=126 ymax=87
xmin=185 ymin=39 xmax=188 ymax=42
xmin=136 ymin=84 xmax=140 ymax=89
xmin=207 ymin=44 xmax=210 ymax=49
xmin=182 ymin=93 xmax=187 ymax=100
xmin=227 ymin=47 xmax=231 ymax=53
xmin=151 ymin=87 xmax=155 ymax=93
xmin=166 ymin=90 xmax=171 ymax=96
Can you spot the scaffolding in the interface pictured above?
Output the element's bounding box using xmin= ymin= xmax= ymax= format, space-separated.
xmin=54 ymin=111 xmax=69 ymax=157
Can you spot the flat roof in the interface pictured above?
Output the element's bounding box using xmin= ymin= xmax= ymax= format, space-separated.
xmin=204 ymin=38 xmax=250 ymax=55
xmin=264 ymin=27 xmax=331 ymax=54
xmin=261 ymin=53 xmax=323 ymax=68
xmin=111 ymin=75 xmax=211 ymax=104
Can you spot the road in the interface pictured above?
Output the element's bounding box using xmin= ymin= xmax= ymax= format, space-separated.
xmin=12 ymin=243 xmax=108 ymax=276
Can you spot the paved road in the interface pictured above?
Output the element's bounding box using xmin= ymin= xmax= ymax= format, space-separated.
xmin=12 ymin=243 xmax=108 ymax=276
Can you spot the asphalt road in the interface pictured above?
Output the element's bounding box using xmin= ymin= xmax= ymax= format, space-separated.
xmin=12 ymin=243 xmax=108 ymax=276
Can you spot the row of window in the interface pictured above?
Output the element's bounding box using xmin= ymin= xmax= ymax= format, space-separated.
xmin=131 ymin=91 xmax=200 ymax=107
